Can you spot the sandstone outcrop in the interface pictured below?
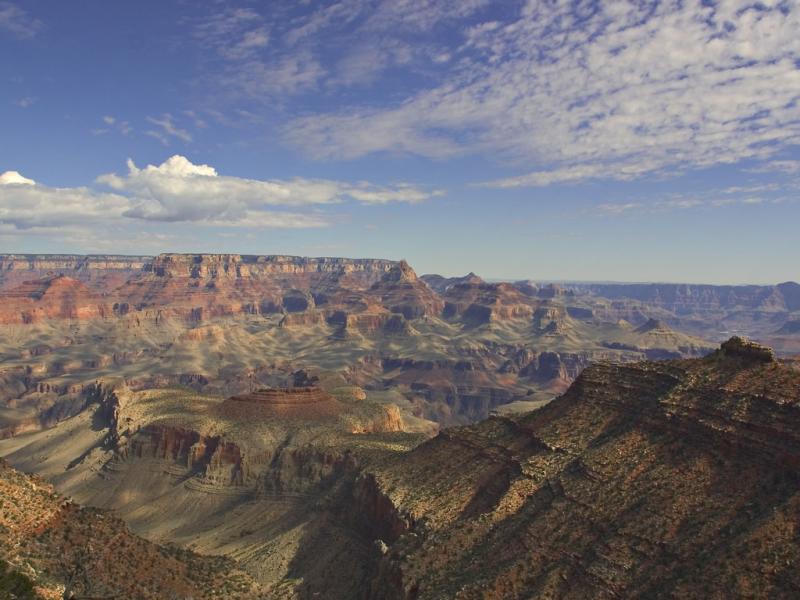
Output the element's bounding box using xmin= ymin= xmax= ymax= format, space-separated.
xmin=442 ymin=280 xmax=534 ymax=324
xmin=719 ymin=335 xmax=776 ymax=362
xmin=420 ymin=272 xmax=485 ymax=294
xmin=370 ymin=261 xmax=444 ymax=319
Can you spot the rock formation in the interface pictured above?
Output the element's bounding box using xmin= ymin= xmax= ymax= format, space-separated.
xmin=0 ymin=459 xmax=262 ymax=598
xmin=361 ymin=338 xmax=800 ymax=598
xmin=3 ymin=338 xmax=800 ymax=598
xmin=0 ymin=253 xmax=718 ymax=435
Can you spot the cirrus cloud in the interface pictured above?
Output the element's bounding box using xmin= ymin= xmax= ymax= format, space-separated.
xmin=284 ymin=0 xmax=800 ymax=187
xmin=0 ymin=1 xmax=42 ymax=38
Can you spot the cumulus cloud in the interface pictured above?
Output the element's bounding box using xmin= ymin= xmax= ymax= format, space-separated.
xmin=0 ymin=156 xmax=440 ymax=237
xmin=95 ymin=155 xmax=441 ymax=223
xmin=0 ymin=183 xmax=130 ymax=230
xmin=0 ymin=170 xmax=35 ymax=185
xmin=284 ymin=0 xmax=800 ymax=186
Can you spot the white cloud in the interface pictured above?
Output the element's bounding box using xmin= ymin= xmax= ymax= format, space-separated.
xmin=0 ymin=172 xmax=325 ymax=233
xmin=0 ymin=184 xmax=130 ymax=229
xmin=745 ymin=160 xmax=800 ymax=175
xmin=284 ymin=1 xmax=800 ymax=186
xmin=145 ymin=114 xmax=192 ymax=145
xmin=0 ymin=170 xmax=35 ymax=185
xmin=0 ymin=2 xmax=42 ymax=38
xmin=0 ymin=156 xmax=440 ymax=240
xmin=191 ymin=0 xmax=490 ymax=101
xmin=92 ymin=115 xmax=132 ymax=136
xmin=95 ymin=155 xmax=442 ymax=222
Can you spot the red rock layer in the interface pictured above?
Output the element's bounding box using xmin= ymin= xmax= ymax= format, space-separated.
xmin=223 ymin=387 xmax=347 ymax=420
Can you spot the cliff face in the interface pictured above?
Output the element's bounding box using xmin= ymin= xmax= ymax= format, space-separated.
xmin=364 ymin=339 xmax=800 ymax=599
xmin=143 ymin=253 xmax=396 ymax=279
xmin=0 ymin=253 xmax=721 ymax=430
xmin=370 ymin=261 xmax=444 ymax=319
xmin=90 ymin=382 xmax=414 ymax=499
xmin=0 ymin=253 xmax=396 ymax=323
xmin=442 ymin=281 xmax=534 ymax=324
xmin=0 ymin=254 xmax=151 ymax=296
xmin=0 ymin=379 xmax=429 ymax=598
xmin=0 ymin=275 xmax=112 ymax=324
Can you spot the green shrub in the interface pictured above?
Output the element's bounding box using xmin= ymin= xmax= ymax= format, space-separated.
xmin=0 ymin=559 xmax=41 ymax=599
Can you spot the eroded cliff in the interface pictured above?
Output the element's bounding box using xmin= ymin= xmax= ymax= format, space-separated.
xmin=362 ymin=338 xmax=800 ymax=599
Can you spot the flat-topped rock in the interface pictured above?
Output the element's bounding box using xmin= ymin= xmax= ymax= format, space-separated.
xmin=223 ymin=387 xmax=346 ymax=420
xmin=720 ymin=335 xmax=776 ymax=363
xmin=231 ymin=387 xmax=335 ymax=405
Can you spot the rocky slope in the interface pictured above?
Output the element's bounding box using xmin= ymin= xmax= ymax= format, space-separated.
xmin=360 ymin=338 xmax=800 ymax=599
xmin=3 ymin=337 xmax=799 ymax=599
xmin=0 ymin=377 xmax=433 ymax=598
xmin=0 ymin=458 xmax=262 ymax=599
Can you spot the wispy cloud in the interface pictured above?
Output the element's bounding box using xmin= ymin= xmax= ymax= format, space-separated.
xmin=0 ymin=2 xmax=42 ymax=38
xmin=282 ymin=1 xmax=800 ymax=186
xmin=193 ymin=7 xmax=269 ymax=61
xmin=92 ymin=115 xmax=132 ymax=136
xmin=592 ymin=184 xmax=795 ymax=217
xmin=145 ymin=114 xmax=192 ymax=145
xmin=14 ymin=96 xmax=36 ymax=108
xmin=745 ymin=160 xmax=800 ymax=175
xmin=189 ymin=0 xmax=490 ymax=104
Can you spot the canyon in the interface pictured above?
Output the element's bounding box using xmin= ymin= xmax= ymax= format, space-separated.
xmin=0 ymin=253 xmax=716 ymax=440
xmin=565 ymin=280 xmax=800 ymax=355
xmin=1 ymin=254 xmax=799 ymax=598
xmin=2 ymin=337 xmax=798 ymax=598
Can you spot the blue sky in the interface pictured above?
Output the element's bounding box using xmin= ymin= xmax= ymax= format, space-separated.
xmin=0 ymin=0 xmax=798 ymax=283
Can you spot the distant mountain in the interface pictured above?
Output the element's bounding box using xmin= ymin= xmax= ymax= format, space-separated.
xmin=565 ymin=280 xmax=800 ymax=355
xmin=420 ymin=272 xmax=485 ymax=294
xmin=571 ymin=281 xmax=800 ymax=312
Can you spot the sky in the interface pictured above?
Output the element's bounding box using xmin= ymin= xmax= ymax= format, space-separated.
xmin=0 ymin=0 xmax=799 ymax=284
